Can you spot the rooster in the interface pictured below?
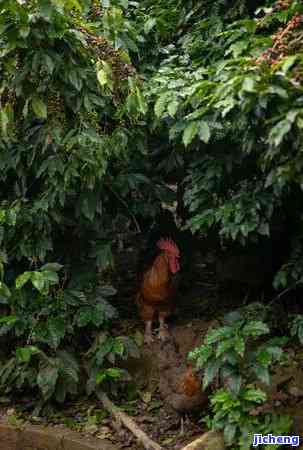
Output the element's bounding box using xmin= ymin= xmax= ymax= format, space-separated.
xmin=136 ymin=236 xmax=181 ymax=344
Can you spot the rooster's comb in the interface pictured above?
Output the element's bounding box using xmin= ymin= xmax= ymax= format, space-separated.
xmin=157 ymin=238 xmax=180 ymax=256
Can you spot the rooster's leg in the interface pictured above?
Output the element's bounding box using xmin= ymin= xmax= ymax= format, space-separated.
xmin=144 ymin=320 xmax=154 ymax=344
xmin=158 ymin=314 xmax=170 ymax=341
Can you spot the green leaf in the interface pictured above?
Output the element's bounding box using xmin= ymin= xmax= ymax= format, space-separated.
xmin=0 ymin=109 xmax=9 ymax=135
xmin=37 ymin=364 xmax=59 ymax=400
xmin=0 ymin=281 xmax=11 ymax=299
xmin=135 ymin=87 xmax=147 ymax=115
xmin=77 ymin=307 xmax=94 ymax=327
xmin=224 ymin=423 xmax=236 ymax=446
xmin=69 ymin=70 xmax=82 ymax=91
xmin=280 ymin=55 xmax=298 ymax=75
xmin=96 ymin=368 xmax=123 ymax=384
xmin=19 ymin=26 xmax=30 ymax=39
xmin=242 ymin=77 xmax=255 ymax=92
xmin=227 ymin=373 xmax=242 ymax=395
xmin=0 ymin=315 xmax=17 ymax=326
xmin=41 ymin=271 xmax=59 ymax=284
xmin=183 ymin=122 xmax=199 ymax=147
xmin=253 ymin=365 xmax=271 ymax=385
xmin=16 ymin=346 xmax=40 ymax=363
xmin=47 ymin=317 xmax=65 ymax=349
xmin=167 ymin=100 xmax=179 ymax=117
xmin=242 ymin=387 xmax=266 ymax=403
xmin=31 ymin=272 xmax=46 ymax=293
xmin=44 ymin=54 xmax=55 ymax=74
xmin=40 ymin=263 xmax=63 ymax=272
xmin=198 ymin=121 xmax=210 ymax=143
xmin=154 ymin=92 xmax=170 ymax=118
xmin=15 ymin=272 xmax=31 ymax=289
xmin=234 ymin=337 xmax=245 ymax=357
xmin=203 ymin=360 xmax=220 ymax=389
xmin=144 ymin=18 xmax=156 ymax=34
xmin=242 ymin=321 xmax=269 ymax=337
xmin=32 ymin=97 xmax=47 ymax=119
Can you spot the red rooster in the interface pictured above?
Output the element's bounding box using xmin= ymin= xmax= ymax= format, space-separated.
xmin=136 ymin=237 xmax=180 ymax=344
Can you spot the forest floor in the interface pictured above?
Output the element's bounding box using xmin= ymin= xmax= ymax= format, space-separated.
xmin=1 ymin=237 xmax=303 ymax=449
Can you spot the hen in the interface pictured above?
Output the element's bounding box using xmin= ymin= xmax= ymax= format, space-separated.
xmin=136 ymin=237 xmax=180 ymax=344
xmin=158 ymin=338 xmax=208 ymax=413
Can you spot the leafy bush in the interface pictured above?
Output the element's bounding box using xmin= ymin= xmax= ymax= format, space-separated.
xmin=0 ymin=263 xmax=138 ymax=408
xmin=0 ymin=0 xmax=168 ymax=271
xmin=205 ymin=386 xmax=292 ymax=449
xmin=189 ymin=310 xmax=287 ymax=393
xmin=190 ymin=310 xmax=291 ymax=448
xmin=144 ymin=0 xmax=303 ymax=291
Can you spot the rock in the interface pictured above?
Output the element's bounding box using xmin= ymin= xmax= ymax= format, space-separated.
xmin=181 ymin=431 xmax=225 ymax=450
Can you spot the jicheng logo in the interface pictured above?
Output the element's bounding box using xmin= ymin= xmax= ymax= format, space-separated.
xmin=252 ymin=434 xmax=300 ymax=447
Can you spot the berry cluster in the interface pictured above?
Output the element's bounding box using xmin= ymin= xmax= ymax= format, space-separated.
xmin=90 ymin=0 xmax=103 ymax=19
xmin=78 ymin=27 xmax=136 ymax=82
xmin=47 ymin=91 xmax=67 ymax=130
xmin=255 ymin=13 xmax=302 ymax=66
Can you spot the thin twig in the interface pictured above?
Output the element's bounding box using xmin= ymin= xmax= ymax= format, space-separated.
xmin=99 ymin=392 xmax=163 ymax=450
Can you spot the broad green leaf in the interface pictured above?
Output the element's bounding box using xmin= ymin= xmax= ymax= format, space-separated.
xmin=242 ymin=77 xmax=255 ymax=92
xmin=40 ymin=263 xmax=63 ymax=272
xmin=97 ymin=69 xmax=108 ymax=86
xmin=15 ymin=272 xmax=31 ymax=289
xmin=32 ymin=97 xmax=47 ymax=119
xmin=135 ymin=87 xmax=147 ymax=115
xmin=0 ymin=315 xmax=17 ymax=326
xmin=242 ymin=387 xmax=266 ymax=403
xmin=0 ymin=109 xmax=9 ymax=135
xmin=242 ymin=321 xmax=269 ymax=337
xmin=47 ymin=317 xmax=65 ymax=349
xmin=31 ymin=272 xmax=46 ymax=293
xmin=203 ymin=360 xmax=220 ymax=389
xmin=154 ymin=92 xmax=170 ymax=118
xmin=198 ymin=121 xmax=210 ymax=143
xmin=167 ymin=100 xmax=179 ymax=117
xmin=69 ymin=70 xmax=82 ymax=91
xmin=268 ymin=119 xmax=291 ymax=147
xmin=16 ymin=346 xmax=40 ymax=363
xmin=144 ymin=18 xmax=156 ymax=34
xmin=224 ymin=423 xmax=236 ymax=446
xmin=183 ymin=122 xmax=198 ymax=147
xmin=37 ymin=365 xmax=59 ymax=400
xmin=253 ymin=365 xmax=271 ymax=385
xmin=19 ymin=26 xmax=30 ymax=38
xmin=234 ymin=337 xmax=245 ymax=357
xmin=0 ymin=281 xmax=11 ymax=299
xmin=41 ymin=270 xmax=59 ymax=284
xmin=280 ymin=55 xmax=298 ymax=75
xmin=77 ymin=307 xmax=94 ymax=327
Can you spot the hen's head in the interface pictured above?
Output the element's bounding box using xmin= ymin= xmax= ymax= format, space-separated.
xmin=157 ymin=238 xmax=180 ymax=274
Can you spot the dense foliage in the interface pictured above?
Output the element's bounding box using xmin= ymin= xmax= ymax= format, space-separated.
xmin=190 ymin=307 xmax=291 ymax=448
